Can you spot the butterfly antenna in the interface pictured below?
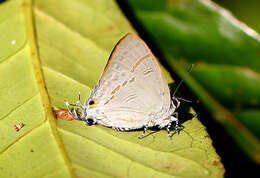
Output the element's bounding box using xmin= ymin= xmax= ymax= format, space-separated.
xmin=176 ymin=97 xmax=192 ymax=103
xmin=172 ymin=64 xmax=194 ymax=97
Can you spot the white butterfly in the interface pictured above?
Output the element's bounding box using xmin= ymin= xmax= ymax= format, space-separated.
xmin=66 ymin=34 xmax=192 ymax=139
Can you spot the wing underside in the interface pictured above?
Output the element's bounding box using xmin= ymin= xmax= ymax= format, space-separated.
xmin=89 ymin=34 xmax=171 ymax=129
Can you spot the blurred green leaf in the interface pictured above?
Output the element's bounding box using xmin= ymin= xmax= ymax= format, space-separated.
xmin=124 ymin=0 xmax=260 ymax=164
xmin=214 ymin=0 xmax=260 ymax=34
xmin=0 ymin=0 xmax=224 ymax=177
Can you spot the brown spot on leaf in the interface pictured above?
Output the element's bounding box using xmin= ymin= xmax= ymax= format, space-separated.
xmin=164 ymin=162 xmax=176 ymax=170
xmin=236 ymin=89 xmax=243 ymax=96
xmin=54 ymin=109 xmax=75 ymax=121
xmin=195 ymin=61 xmax=207 ymax=68
xmin=14 ymin=123 xmax=25 ymax=131
xmin=107 ymin=25 xmax=115 ymax=31
xmin=254 ymin=153 xmax=260 ymax=163
xmin=213 ymin=160 xmax=218 ymax=166
xmin=166 ymin=0 xmax=181 ymax=9
xmin=204 ymin=135 xmax=210 ymax=138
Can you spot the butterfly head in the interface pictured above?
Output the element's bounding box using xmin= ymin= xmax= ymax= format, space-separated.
xmin=82 ymin=98 xmax=99 ymax=125
xmin=65 ymin=96 xmax=98 ymax=125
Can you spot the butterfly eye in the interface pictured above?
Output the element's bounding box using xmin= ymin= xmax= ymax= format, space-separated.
xmin=89 ymin=99 xmax=97 ymax=108
xmin=86 ymin=118 xmax=94 ymax=125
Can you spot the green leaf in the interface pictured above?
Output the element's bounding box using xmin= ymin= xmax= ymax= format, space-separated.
xmin=124 ymin=0 xmax=260 ymax=163
xmin=0 ymin=0 xmax=224 ymax=177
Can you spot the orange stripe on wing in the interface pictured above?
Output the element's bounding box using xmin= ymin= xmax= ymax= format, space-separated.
xmin=111 ymin=85 xmax=121 ymax=95
xmin=130 ymin=54 xmax=151 ymax=72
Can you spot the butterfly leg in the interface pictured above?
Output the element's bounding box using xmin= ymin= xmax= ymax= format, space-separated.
xmin=138 ymin=125 xmax=149 ymax=139
xmin=172 ymin=112 xmax=179 ymax=135
xmin=76 ymin=92 xmax=84 ymax=107
xmin=66 ymin=102 xmax=77 ymax=119
xmin=166 ymin=112 xmax=179 ymax=140
xmin=66 ymin=101 xmax=85 ymax=121
xmin=167 ymin=123 xmax=173 ymax=140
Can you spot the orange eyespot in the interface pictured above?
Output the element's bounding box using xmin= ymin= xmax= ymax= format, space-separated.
xmin=89 ymin=99 xmax=97 ymax=108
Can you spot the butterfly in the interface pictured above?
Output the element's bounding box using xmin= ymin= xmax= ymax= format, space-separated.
xmin=66 ymin=33 xmax=192 ymax=139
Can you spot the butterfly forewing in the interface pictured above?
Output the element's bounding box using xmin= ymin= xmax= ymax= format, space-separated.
xmin=89 ymin=34 xmax=172 ymax=129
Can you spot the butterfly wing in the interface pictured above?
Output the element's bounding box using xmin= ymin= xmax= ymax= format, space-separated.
xmin=87 ymin=34 xmax=172 ymax=129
